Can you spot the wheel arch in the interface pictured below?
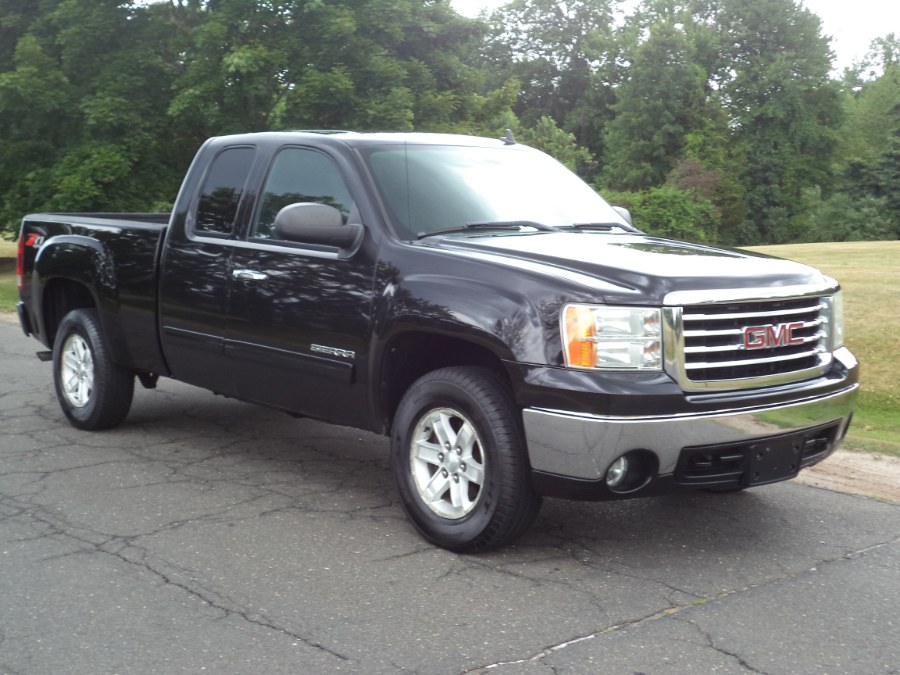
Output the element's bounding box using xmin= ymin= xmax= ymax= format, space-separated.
xmin=32 ymin=235 xmax=110 ymax=347
xmin=375 ymin=329 xmax=519 ymax=434
xmin=33 ymin=236 xmax=133 ymax=367
xmin=369 ymin=268 xmax=554 ymax=435
xmin=40 ymin=277 xmax=98 ymax=347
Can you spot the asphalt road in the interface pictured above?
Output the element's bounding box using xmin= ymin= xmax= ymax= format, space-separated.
xmin=1 ymin=316 xmax=898 ymax=674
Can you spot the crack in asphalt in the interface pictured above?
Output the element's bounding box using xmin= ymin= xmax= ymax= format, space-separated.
xmin=5 ymin=440 xmax=900 ymax=675
xmin=3 ymin=333 xmax=900 ymax=674
xmin=674 ymin=616 xmax=767 ymax=673
xmin=460 ymin=605 xmax=676 ymax=673
xmin=1 ymin=491 xmax=352 ymax=663
xmin=462 ymin=534 xmax=900 ymax=673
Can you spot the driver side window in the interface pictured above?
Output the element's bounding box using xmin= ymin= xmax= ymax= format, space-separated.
xmin=252 ymin=147 xmax=354 ymax=240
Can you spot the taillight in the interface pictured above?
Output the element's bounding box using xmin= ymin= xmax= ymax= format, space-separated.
xmin=17 ymin=230 xmax=25 ymax=290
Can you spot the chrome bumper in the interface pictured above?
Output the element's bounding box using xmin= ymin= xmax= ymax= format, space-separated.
xmin=522 ymin=381 xmax=858 ymax=481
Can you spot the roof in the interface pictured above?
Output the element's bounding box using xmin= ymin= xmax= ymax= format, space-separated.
xmin=207 ymin=130 xmax=521 ymax=150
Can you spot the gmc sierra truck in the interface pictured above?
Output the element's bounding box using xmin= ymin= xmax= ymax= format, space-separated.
xmin=16 ymin=131 xmax=858 ymax=551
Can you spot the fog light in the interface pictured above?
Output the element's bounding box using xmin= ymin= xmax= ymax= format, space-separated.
xmin=606 ymin=456 xmax=629 ymax=488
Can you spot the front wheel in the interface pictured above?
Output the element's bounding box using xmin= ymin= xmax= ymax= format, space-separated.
xmin=53 ymin=309 xmax=134 ymax=430
xmin=391 ymin=367 xmax=541 ymax=552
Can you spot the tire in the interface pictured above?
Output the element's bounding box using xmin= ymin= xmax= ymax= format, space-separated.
xmin=391 ymin=366 xmax=542 ymax=552
xmin=52 ymin=309 xmax=134 ymax=430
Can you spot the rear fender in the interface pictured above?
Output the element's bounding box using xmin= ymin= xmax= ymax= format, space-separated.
xmin=33 ymin=236 xmax=128 ymax=364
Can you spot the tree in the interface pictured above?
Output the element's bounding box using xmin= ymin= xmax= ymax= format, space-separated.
xmin=164 ymin=0 xmax=503 ymax=135
xmin=818 ymin=49 xmax=900 ymax=243
xmin=604 ymin=184 xmax=719 ymax=243
xmin=517 ymin=116 xmax=592 ymax=171
xmin=602 ymin=20 xmax=709 ymax=190
xmin=839 ymin=64 xmax=900 ymax=165
xmin=843 ymin=32 xmax=900 ymax=86
xmin=0 ymin=0 xmax=863 ymax=245
xmin=0 ymin=0 xmax=189 ymax=228
xmin=0 ymin=32 xmax=75 ymax=226
xmin=799 ymin=189 xmax=894 ymax=242
xmin=0 ymin=0 xmax=517 ymax=232
xmin=713 ymin=0 xmax=842 ymax=242
xmin=47 ymin=0 xmax=183 ymax=209
xmin=485 ymin=0 xmax=620 ymax=161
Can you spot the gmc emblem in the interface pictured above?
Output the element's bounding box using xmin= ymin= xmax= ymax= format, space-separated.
xmin=742 ymin=322 xmax=805 ymax=350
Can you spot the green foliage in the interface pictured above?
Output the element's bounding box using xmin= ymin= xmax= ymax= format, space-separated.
xmin=0 ymin=0 xmax=894 ymax=247
xmin=486 ymin=0 xmax=619 ymax=159
xmin=602 ymin=20 xmax=709 ymax=190
xmin=516 ymin=116 xmax=593 ymax=171
xmin=799 ymin=189 xmax=896 ymax=242
xmin=603 ymin=185 xmax=719 ymax=243
xmin=0 ymin=0 xmax=186 ymax=227
xmin=839 ymin=65 xmax=900 ymax=163
xmin=843 ymin=33 xmax=900 ymax=87
xmin=0 ymin=262 xmax=17 ymax=312
xmin=809 ymin=63 xmax=900 ymax=242
xmin=666 ymin=157 xmax=747 ymax=244
xmin=0 ymin=0 xmax=513 ymax=233
xmin=713 ymin=0 xmax=842 ymax=242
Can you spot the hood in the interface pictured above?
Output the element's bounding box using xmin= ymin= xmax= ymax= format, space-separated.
xmin=421 ymin=232 xmax=832 ymax=304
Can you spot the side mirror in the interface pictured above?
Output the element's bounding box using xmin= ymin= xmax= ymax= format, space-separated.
xmin=612 ymin=205 xmax=633 ymax=226
xmin=273 ymin=203 xmax=363 ymax=249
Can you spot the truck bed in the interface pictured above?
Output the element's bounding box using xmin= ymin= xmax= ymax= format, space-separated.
xmin=18 ymin=212 xmax=170 ymax=374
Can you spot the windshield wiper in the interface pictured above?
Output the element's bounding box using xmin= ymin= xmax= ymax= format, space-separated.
xmin=416 ymin=220 xmax=560 ymax=240
xmin=560 ymin=222 xmax=633 ymax=232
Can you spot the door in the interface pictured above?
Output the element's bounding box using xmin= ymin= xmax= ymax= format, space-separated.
xmin=158 ymin=145 xmax=256 ymax=395
xmin=224 ymin=146 xmax=375 ymax=426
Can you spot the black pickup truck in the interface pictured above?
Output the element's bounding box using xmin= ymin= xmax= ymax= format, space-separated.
xmin=16 ymin=131 xmax=858 ymax=551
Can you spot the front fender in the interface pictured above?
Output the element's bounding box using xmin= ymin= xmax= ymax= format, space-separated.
xmin=373 ymin=272 xmax=559 ymax=365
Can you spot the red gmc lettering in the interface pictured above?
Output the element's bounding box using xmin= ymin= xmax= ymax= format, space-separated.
xmin=743 ymin=322 xmax=804 ymax=350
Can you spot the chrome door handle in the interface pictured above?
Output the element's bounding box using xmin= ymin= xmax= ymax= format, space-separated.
xmin=232 ymin=269 xmax=268 ymax=281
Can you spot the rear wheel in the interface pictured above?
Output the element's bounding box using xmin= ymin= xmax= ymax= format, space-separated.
xmin=53 ymin=309 xmax=134 ymax=430
xmin=391 ymin=367 xmax=541 ymax=552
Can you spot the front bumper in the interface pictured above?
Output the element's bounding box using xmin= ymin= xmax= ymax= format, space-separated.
xmin=522 ymin=350 xmax=858 ymax=500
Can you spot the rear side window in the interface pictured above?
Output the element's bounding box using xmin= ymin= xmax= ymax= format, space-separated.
xmin=194 ymin=146 xmax=256 ymax=236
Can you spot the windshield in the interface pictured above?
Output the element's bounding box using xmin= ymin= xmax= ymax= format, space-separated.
xmin=358 ymin=144 xmax=628 ymax=239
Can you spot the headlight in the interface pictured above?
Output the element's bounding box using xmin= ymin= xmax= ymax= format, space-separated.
xmin=825 ymin=291 xmax=845 ymax=350
xmin=562 ymin=304 xmax=662 ymax=370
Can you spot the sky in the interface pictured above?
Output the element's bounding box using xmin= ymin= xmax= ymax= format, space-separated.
xmin=451 ymin=0 xmax=899 ymax=72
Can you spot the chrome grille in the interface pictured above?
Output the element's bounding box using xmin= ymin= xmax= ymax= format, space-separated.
xmin=664 ymin=294 xmax=834 ymax=392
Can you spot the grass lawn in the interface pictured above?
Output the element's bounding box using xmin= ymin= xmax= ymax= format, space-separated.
xmin=0 ymin=240 xmax=16 ymax=314
xmin=1 ymin=237 xmax=895 ymax=454
xmin=0 ymin=263 xmax=16 ymax=312
xmin=747 ymin=241 xmax=900 ymax=457
xmin=0 ymin=239 xmax=16 ymax=258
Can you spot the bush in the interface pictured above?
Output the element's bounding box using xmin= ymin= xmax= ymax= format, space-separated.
xmin=799 ymin=188 xmax=897 ymax=242
xmin=601 ymin=185 xmax=719 ymax=243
